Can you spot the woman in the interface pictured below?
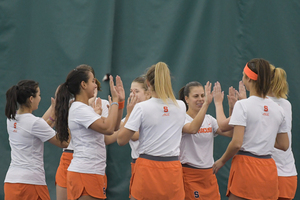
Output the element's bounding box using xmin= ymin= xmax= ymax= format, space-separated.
xmin=4 ymin=80 xmax=69 ymax=200
xmin=55 ymin=64 xmax=110 ymax=200
xmin=117 ymin=62 xmax=186 ymax=200
xmin=268 ymin=64 xmax=297 ymax=200
xmin=55 ymin=65 xmax=124 ymax=200
xmin=179 ymin=81 xmax=232 ymax=200
xmin=55 ymin=76 xmax=110 ymax=200
xmin=213 ymin=58 xmax=289 ymax=200
xmin=125 ymin=76 xmax=151 ymax=197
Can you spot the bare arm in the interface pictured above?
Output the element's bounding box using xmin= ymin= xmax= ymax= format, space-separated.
xmin=42 ymin=97 xmax=56 ymax=127
xmin=131 ymin=131 xmax=139 ymax=141
xmin=48 ymin=135 xmax=69 ymax=148
xmin=213 ymin=125 xmax=244 ymax=174
xmin=117 ymin=93 xmax=138 ymax=146
xmin=215 ymin=127 xmax=233 ymax=138
xmin=89 ymin=76 xmax=120 ymax=135
xmin=274 ymin=132 xmax=289 ymax=151
xmin=114 ymin=75 xmax=125 ymax=131
xmin=105 ymin=131 xmax=119 ymax=145
xmin=213 ymin=82 xmax=233 ymax=132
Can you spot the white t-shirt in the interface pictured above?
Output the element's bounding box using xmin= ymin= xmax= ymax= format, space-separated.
xmin=122 ymin=117 xmax=139 ymax=159
xmin=180 ymin=114 xmax=219 ymax=168
xmin=229 ymin=96 xmax=288 ymax=156
xmin=268 ymin=96 xmax=297 ymax=176
xmin=125 ymin=98 xmax=186 ymax=157
xmin=65 ymin=98 xmax=109 ymax=151
xmin=67 ymin=102 xmax=106 ymax=175
xmin=5 ymin=114 xmax=56 ymax=185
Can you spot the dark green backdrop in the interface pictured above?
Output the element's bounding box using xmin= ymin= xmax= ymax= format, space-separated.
xmin=0 ymin=1 xmax=299 ymax=199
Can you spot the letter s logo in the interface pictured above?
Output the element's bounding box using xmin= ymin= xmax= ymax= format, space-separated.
xmin=194 ymin=191 xmax=199 ymax=198
xmin=14 ymin=122 xmax=17 ymax=129
xmin=163 ymin=106 xmax=168 ymax=112
xmin=264 ymin=105 xmax=268 ymax=112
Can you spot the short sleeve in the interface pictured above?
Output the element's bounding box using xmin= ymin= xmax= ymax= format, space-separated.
xmin=31 ymin=118 xmax=56 ymax=142
xmin=124 ymin=104 xmax=143 ymax=132
xmin=75 ymin=105 xmax=101 ymax=129
xmin=278 ymin=109 xmax=289 ymax=134
xmin=229 ymin=101 xmax=246 ymax=127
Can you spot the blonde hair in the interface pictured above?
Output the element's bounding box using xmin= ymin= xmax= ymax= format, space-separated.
xmin=270 ymin=64 xmax=288 ymax=99
xmin=146 ymin=62 xmax=177 ymax=105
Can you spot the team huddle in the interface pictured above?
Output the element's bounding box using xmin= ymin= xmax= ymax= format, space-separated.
xmin=4 ymin=59 xmax=297 ymax=200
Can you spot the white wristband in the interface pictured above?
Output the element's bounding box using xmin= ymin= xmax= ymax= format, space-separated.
xmin=110 ymin=102 xmax=119 ymax=107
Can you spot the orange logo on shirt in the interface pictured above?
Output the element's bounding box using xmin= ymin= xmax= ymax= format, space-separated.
xmin=13 ymin=122 xmax=17 ymax=132
xmin=264 ymin=106 xmax=268 ymax=112
xmin=198 ymin=127 xmax=212 ymax=133
xmin=162 ymin=106 xmax=169 ymax=116
xmin=163 ymin=106 xmax=168 ymax=112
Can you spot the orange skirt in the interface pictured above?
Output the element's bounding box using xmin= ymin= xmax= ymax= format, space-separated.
xmin=67 ymin=171 xmax=107 ymax=200
xmin=226 ymin=154 xmax=278 ymax=200
xmin=4 ymin=183 xmax=50 ymax=200
xmin=278 ymin=176 xmax=297 ymax=199
xmin=131 ymin=157 xmax=185 ymax=200
xmin=182 ymin=166 xmax=220 ymax=200
xmin=55 ymin=151 xmax=73 ymax=188
xmin=129 ymin=161 xmax=136 ymax=198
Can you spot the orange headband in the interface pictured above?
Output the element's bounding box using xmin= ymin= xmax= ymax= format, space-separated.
xmin=244 ymin=63 xmax=258 ymax=80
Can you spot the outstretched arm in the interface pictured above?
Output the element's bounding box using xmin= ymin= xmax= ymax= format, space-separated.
xmin=213 ymin=125 xmax=244 ymax=174
xmin=213 ymin=82 xmax=233 ymax=132
xmin=117 ymin=93 xmax=138 ymax=146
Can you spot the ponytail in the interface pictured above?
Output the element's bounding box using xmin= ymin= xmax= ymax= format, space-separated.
xmin=55 ymin=67 xmax=91 ymax=143
xmin=55 ymin=83 xmax=71 ymax=143
xmin=178 ymin=86 xmax=187 ymax=111
xmin=5 ymin=85 xmax=19 ymax=120
xmin=146 ymin=62 xmax=177 ymax=105
xmin=246 ymin=59 xmax=271 ymax=98
xmin=5 ymin=80 xmax=39 ymax=120
xmin=270 ymin=64 xmax=288 ymax=99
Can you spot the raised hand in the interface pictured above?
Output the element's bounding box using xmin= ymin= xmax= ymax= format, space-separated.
xmin=237 ymin=81 xmax=247 ymax=100
xmin=213 ymin=81 xmax=224 ymax=105
xmin=109 ymin=75 xmax=119 ymax=103
xmin=204 ymin=81 xmax=213 ymax=105
xmin=92 ymin=97 xmax=102 ymax=115
xmin=227 ymin=86 xmax=238 ymax=109
xmin=88 ymin=88 xmax=98 ymax=106
xmin=126 ymin=92 xmax=138 ymax=115
xmin=115 ymin=75 xmax=125 ymax=102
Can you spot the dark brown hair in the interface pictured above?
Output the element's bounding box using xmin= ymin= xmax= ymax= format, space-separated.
xmin=5 ymin=80 xmax=39 ymax=120
xmin=246 ymin=58 xmax=271 ymax=98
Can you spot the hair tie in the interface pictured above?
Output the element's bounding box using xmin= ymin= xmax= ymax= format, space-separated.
xmin=244 ymin=63 xmax=258 ymax=80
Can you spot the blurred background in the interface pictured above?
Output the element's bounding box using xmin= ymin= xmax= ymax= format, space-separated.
xmin=0 ymin=1 xmax=299 ymax=199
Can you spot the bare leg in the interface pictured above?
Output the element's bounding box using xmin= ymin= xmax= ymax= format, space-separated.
xmin=130 ymin=196 xmax=137 ymax=200
xmin=228 ymin=193 xmax=248 ymax=200
xmin=56 ymin=185 xmax=67 ymax=200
